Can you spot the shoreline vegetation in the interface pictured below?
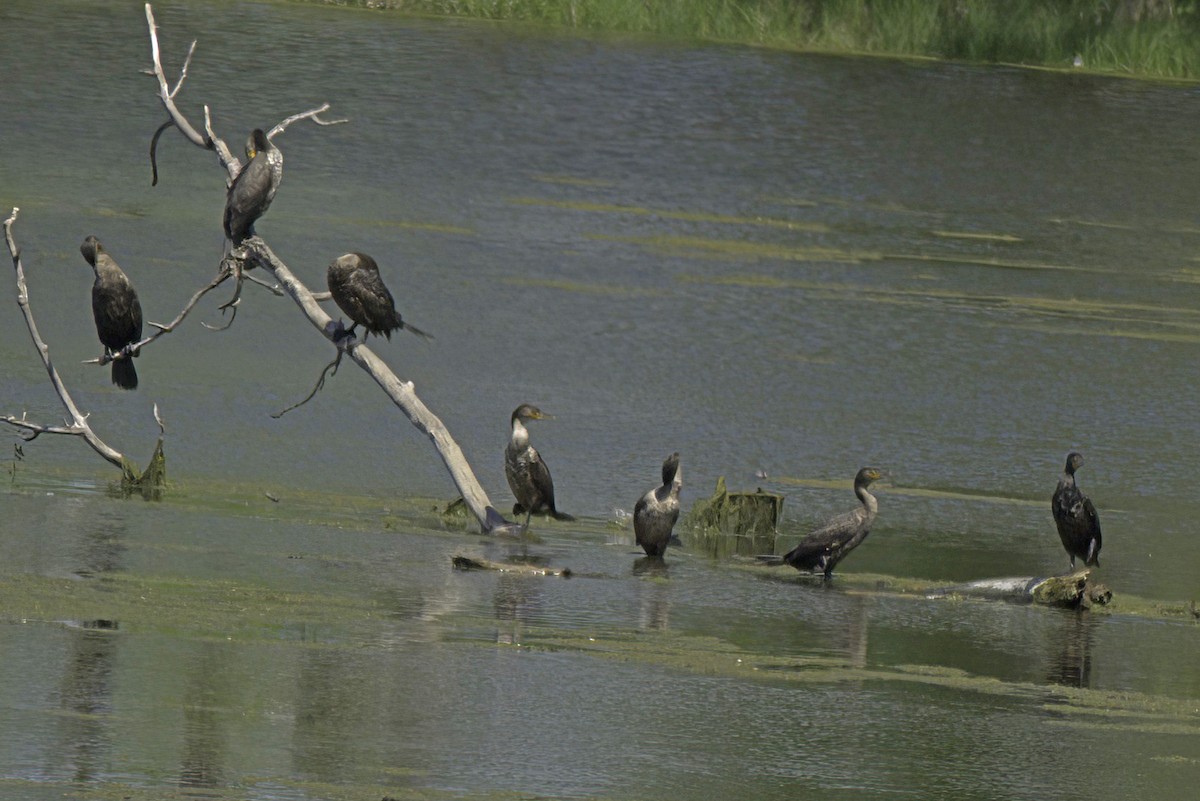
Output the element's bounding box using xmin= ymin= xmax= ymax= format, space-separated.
xmin=309 ymin=0 xmax=1200 ymax=80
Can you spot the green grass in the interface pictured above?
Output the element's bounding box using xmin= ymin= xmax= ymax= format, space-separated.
xmin=315 ymin=0 xmax=1200 ymax=79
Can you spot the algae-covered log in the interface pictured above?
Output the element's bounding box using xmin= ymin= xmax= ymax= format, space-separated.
xmin=684 ymin=476 xmax=783 ymax=558
xmin=927 ymin=570 xmax=1111 ymax=609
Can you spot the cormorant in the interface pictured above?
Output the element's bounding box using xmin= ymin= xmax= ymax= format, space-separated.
xmin=634 ymin=452 xmax=682 ymax=558
xmin=81 ymin=236 xmax=143 ymax=390
xmin=505 ymin=404 xmax=574 ymax=524
xmin=326 ymin=252 xmax=431 ymax=341
xmin=1051 ymin=452 xmax=1102 ymax=571
xmin=223 ymin=128 xmax=282 ymax=246
xmin=767 ymin=467 xmax=883 ymax=577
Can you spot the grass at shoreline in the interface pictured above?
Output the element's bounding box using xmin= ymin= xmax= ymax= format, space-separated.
xmin=311 ymin=0 xmax=1200 ymax=80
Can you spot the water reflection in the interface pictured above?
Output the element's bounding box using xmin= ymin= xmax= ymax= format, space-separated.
xmin=72 ymin=515 xmax=127 ymax=580
xmin=1045 ymin=610 xmax=1096 ymax=689
xmin=632 ymin=558 xmax=670 ymax=630
xmin=492 ymin=570 xmax=545 ymax=645
xmin=178 ymin=643 xmax=230 ymax=789
xmin=52 ymin=626 xmax=118 ymax=784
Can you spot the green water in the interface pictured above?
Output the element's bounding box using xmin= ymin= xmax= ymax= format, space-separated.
xmin=0 ymin=1 xmax=1198 ymax=798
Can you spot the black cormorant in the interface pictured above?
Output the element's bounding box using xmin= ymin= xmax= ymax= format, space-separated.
xmin=1051 ymin=452 xmax=1102 ymax=571
xmin=505 ymin=404 xmax=574 ymax=524
xmin=223 ymin=128 xmax=282 ymax=246
xmin=634 ymin=452 xmax=682 ymax=558
xmin=81 ymin=236 xmax=143 ymax=391
xmin=326 ymin=252 xmax=430 ymax=341
xmin=768 ymin=467 xmax=883 ymax=577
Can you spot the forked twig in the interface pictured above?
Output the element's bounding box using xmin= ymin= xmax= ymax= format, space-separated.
xmin=271 ymin=349 xmax=346 ymax=418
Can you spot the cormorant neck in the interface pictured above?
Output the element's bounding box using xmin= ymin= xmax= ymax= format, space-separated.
xmin=510 ymin=418 xmax=529 ymax=448
xmin=665 ymin=465 xmax=682 ymax=497
xmin=855 ymin=482 xmax=878 ymax=518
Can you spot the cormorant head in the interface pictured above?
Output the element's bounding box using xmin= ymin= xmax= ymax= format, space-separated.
xmin=247 ymin=128 xmax=270 ymax=159
xmin=1065 ymin=452 xmax=1084 ymax=475
xmin=334 ymin=252 xmax=378 ymax=274
xmin=854 ymin=467 xmax=884 ymax=488
xmin=661 ymin=452 xmax=681 ymax=487
xmin=80 ymin=235 xmax=103 ymax=269
xmin=511 ymin=404 xmax=548 ymax=425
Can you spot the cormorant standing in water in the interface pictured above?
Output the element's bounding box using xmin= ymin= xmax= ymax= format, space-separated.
xmin=505 ymin=404 xmax=574 ymax=524
xmin=326 ymin=253 xmax=431 ymax=342
xmin=1051 ymin=452 xmax=1102 ymax=571
xmin=81 ymin=236 xmax=143 ymax=390
xmin=223 ymin=128 xmax=282 ymax=246
xmin=765 ymin=467 xmax=883 ymax=577
xmin=634 ymin=452 xmax=683 ymax=558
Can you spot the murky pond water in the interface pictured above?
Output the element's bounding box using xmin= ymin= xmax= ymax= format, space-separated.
xmin=1 ymin=1 xmax=1198 ymax=799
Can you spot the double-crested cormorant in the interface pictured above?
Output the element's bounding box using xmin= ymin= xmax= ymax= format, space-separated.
xmin=505 ymin=404 xmax=574 ymax=523
xmin=1051 ymin=452 xmax=1102 ymax=571
xmin=81 ymin=236 xmax=143 ymax=390
xmin=767 ymin=467 xmax=883 ymax=577
xmin=223 ymin=128 xmax=282 ymax=246
xmin=327 ymin=253 xmax=430 ymax=341
xmin=634 ymin=452 xmax=682 ymax=558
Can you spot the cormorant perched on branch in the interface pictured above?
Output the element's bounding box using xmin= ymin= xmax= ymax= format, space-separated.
xmin=505 ymin=404 xmax=574 ymax=524
xmin=81 ymin=236 xmax=143 ymax=390
xmin=634 ymin=452 xmax=683 ymax=558
xmin=326 ymin=252 xmax=431 ymax=342
xmin=223 ymin=128 xmax=282 ymax=246
xmin=1051 ymin=452 xmax=1102 ymax=571
xmin=764 ymin=467 xmax=883 ymax=577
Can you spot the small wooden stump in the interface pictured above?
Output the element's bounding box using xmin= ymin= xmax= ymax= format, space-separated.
xmin=684 ymin=477 xmax=784 ymax=558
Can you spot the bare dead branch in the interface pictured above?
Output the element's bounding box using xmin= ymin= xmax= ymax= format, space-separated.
xmin=267 ymin=103 xmax=349 ymax=139
xmin=271 ymin=350 xmax=345 ymax=419
xmin=247 ymin=238 xmax=513 ymax=532
xmin=144 ymin=4 xmax=208 ymax=149
xmin=81 ymin=260 xmax=233 ymax=367
xmin=140 ymin=4 xmax=513 ymax=534
xmin=3 ymin=209 xmax=138 ymax=479
xmin=244 ymin=271 xmax=285 ymax=295
xmin=171 ymin=39 xmax=197 ymax=98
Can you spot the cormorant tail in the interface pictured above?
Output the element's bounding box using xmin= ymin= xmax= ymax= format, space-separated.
xmin=551 ymin=510 xmax=576 ymax=522
xmin=112 ymin=358 xmax=138 ymax=390
xmin=756 ymin=555 xmax=787 ymax=567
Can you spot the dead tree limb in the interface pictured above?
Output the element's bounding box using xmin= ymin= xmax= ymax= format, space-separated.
xmin=142 ymin=3 xmax=517 ymax=534
xmin=84 ymin=266 xmax=233 ymax=368
xmin=3 ymin=208 xmax=143 ymax=483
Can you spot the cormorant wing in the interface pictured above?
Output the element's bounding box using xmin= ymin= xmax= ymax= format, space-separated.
xmin=527 ymin=450 xmax=557 ymax=509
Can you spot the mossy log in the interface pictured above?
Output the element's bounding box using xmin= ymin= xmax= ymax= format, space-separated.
xmin=683 ymin=477 xmax=784 ymax=558
xmin=927 ymin=570 xmax=1112 ymax=609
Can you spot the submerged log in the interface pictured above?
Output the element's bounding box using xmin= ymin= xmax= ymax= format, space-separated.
xmin=927 ymin=570 xmax=1111 ymax=609
xmin=684 ymin=476 xmax=784 ymax=558
xmin=451 ymin=555 xmax=572 ymax=578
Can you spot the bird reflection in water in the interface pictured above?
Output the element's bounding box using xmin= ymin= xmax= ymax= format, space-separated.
xmin=1046 ymin=611 xmax=1096 ymax=688
xmin=632 ymin=558 xmax=671 ymax=630
xmin=53 ymin=625 xmax=119 ymax=784
xmin=178 ymin=643 xmax=231 ymax=789
xmin=492 ymin=565 xmax=549 ymax=645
